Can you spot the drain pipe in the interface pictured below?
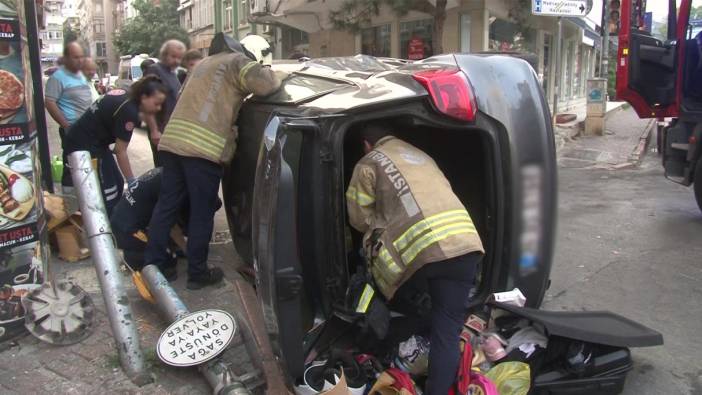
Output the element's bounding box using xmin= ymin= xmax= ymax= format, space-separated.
xmin=67 ymin=151 xmax=151 ymax=385
xmin=141 ymin=265 xmax=251 ymax=395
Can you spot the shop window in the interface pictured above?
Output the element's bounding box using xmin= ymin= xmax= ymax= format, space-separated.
xmin=224 ymin=0 xmax=233 ymax=31
xmin=361 ymin=24 xmax=391 ymax=58
xmin=489 ymin=17 xmax=536 ymax=53
xmin=573 ymin=43 xmax=581 ymax=97
xmin=400 ymin=19 xmax=433 ymax=60
xmin=460 ymin=14 xmax=471 ymax=53
xmin=239 ymin=0 xmax=250 ymax=26
xmin=542 ymin=32 xmax=552 ymax=97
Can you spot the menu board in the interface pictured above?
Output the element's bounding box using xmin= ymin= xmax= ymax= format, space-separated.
xmin=0 ymin=0 xmax=46 ymax=342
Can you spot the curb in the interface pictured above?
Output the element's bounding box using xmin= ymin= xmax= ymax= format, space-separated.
xmin=628 ymin=119 xmax=656 ymax=165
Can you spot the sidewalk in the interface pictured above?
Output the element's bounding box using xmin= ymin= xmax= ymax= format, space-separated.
xmin=556 ymin=105 xmax=656 ymax=169
xmin=0 ymin=114 xmax=260 ymax=394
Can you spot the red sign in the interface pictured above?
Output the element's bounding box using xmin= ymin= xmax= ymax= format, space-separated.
xmin=408 ymin=37 xmax=425 ymax=60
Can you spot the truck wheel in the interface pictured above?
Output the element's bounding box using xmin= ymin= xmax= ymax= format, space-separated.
xmin=695 ymin=159 xmax=702 ymax=213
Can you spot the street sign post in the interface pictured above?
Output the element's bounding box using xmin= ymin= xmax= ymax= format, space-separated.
xmin=532 ymin=0 xmax=590 ymax=17
xmin=157 ymin=309 xmax=237 ymax=367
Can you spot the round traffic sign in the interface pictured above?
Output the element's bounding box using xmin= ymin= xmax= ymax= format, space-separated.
xmin=157 ymin=309 xmax=237 ymax=367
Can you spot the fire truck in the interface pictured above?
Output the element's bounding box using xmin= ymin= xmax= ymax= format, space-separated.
xmin=616 ymin=0 xmax=702 ymax=212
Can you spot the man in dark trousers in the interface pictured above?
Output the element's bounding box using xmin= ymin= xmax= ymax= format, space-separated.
xmin=144 ymin=34 xmax=284 ymax=290
xmin=144 ymin=39 xmax=185 ymax=166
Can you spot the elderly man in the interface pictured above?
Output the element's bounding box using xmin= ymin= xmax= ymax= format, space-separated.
xmin=81 ymin=58 xmax=101 ymax=101
xmin=144 ymin=39 xmax=186 ymax=166
xmin=45 ymin=42 xmax=92 ymax=191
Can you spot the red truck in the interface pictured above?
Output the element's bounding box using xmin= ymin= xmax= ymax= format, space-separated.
xmin=617 ymin=0 xmax=702 ymax=212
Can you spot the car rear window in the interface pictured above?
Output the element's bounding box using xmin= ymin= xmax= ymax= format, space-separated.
xmin=253 ymin=74 xmax=350 ymax=104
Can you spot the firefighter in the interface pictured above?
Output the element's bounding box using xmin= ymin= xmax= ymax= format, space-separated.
xmin=346 ymin=123 xmax=485 ymax=395
xmin=144 ymin=33 xmax=285 ymax=290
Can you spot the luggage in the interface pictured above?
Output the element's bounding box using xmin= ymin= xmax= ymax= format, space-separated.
xmin=484 ymin=302 xmax=663 ymax=395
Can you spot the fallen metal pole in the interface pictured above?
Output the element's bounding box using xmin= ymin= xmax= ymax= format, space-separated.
xmin=141 ymin=265 xmax=251 ymax=395
xmin=68 ymin=151 xmax=151 ymax=385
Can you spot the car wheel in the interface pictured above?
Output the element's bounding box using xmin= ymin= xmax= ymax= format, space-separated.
xmin=694 ymin=158 xmax=702 ymax=214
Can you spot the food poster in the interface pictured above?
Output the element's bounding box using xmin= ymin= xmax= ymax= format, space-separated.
xmin=0 ymin=239 xmax=45 ymax=341
xmin=0 ymin=0 xmax=46 ymax=341
xmin=0 ymin=10 xmax=36 ymax=143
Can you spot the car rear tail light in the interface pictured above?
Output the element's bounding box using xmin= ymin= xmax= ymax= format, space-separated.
xmin=690 ymin=135 xmax=697 ymax=145
xmin=413 ymin=68 xmax=477 ymax=122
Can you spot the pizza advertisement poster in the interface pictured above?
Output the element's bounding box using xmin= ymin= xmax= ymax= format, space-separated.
xmin=0 ymin=18 xmax=27 ymax=132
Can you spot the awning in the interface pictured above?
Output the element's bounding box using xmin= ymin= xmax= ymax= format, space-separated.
xmin=566 ymin=17 xmax=601 ymax=49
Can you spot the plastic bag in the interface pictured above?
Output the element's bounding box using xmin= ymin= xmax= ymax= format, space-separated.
xmin=484 ymin=362 xmax=531 ymax=395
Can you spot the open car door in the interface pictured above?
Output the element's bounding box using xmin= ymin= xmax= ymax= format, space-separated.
xmin=616 ymin=0 xmax=681 ymax=119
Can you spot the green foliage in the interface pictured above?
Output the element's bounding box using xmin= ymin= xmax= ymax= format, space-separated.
xmin=113 ymin=0 xmax=190 ymax=57
xmin=63 ymin=24 xmax=79 ymax=45
xmin=691 ymin=5 xmax=702 ymax=21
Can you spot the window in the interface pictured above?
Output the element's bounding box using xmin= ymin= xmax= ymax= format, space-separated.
xmin=224 ymin=0 xmax=233 ymax=31
xmin=541 ymin=32 xmax=552 ymax=97
xmin=489 ymin=17 xmax=536 ymax=53
xmin=239 ymin=0 xmax=250 ymax=26
xmin=360 ymin=24 xmax=391 ymax=57
xmin=96 ymin=42 xmax=107 ymax=57
xmin=94 ymin=2 xmax=102 ymax=15
xmin=400 ymin=19 xmax=433 ymax=59
xmin=94 ymin=23 xmax=104 ymax=33
xmin=460 ymin=14 xmax=471 ymax=53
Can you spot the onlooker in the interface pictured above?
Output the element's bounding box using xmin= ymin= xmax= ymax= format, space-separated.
xmin=45 ymin=41 xmax=92 ymax=192
xmin=140 ymin=58 xmax=155 ymax=76
xmin=82 ymin=58 xmax=101 ymax=101
xmin=144 ymin=39 xmax=186 ymax=166
xmin=178 ymin=49 xmax=203 ymax=84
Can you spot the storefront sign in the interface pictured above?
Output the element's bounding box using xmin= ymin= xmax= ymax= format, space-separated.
xmin=407 ymin=37 xmax=426 ymax=60
xmin=157 ymin=309 xmax=237 ymax=367
xmin=532 ymin=0 xmax=589 ymax=17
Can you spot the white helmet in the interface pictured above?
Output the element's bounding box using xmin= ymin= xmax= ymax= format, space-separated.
xmin=241 ymin=35 xmax=273 ymax=66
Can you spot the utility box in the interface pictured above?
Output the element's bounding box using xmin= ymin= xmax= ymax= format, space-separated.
xmin=585 ymin=78 xmax=607 ymax=136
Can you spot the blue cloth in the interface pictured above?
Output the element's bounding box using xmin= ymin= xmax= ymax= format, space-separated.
xmin=144 ymin=151 xmax=222 ymax=277
xmin=45 ymin=67 xmax=92 ymax=125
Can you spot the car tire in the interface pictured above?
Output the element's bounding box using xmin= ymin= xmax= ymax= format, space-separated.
xmin=694 ymin=158 xmax=702 ymax=214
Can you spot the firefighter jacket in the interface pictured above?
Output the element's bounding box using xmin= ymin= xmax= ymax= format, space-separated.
xmin=346 ymin=136 xmax=485 ymax=300
xmin=158 ymin=52 xmax=282 ymax=164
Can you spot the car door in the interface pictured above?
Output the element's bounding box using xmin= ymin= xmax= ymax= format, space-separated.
xmin=251 ymin=115 xmax=306 ymax=379
xmin=616 ymin=0 xmax=682 ymax=119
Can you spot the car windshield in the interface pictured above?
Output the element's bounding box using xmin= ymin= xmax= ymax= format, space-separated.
xmin=254 ymin=74 xmax=350 ymax=104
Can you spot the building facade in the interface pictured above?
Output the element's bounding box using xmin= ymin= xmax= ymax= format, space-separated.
xmin=179 ymin=0 xmax=215 ymax=52
xmin=76 ymin=0 xmax=119 ymax=75
xmin=251 ymin=0 xmax=602 ymax=113
xmin=41 ymin=0 xmax=65 ymax=66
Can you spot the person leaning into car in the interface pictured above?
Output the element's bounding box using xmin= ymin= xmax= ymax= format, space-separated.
xmin=143 ymin=33 xmax=285 ymax=290
xmin=346 ymin=123 xmax=485 ymax=395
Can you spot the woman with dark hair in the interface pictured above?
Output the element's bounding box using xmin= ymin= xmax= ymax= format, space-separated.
xmin=63 ymin=75 xmax=167 ymax=214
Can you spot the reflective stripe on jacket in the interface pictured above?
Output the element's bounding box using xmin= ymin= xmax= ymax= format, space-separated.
xmin=346 ymin=136 xmax=484 ymax=300
xmin=158 ymin=52 xmax=282 ymax=164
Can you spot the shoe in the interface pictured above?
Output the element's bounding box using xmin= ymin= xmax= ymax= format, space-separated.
xmin=187 ymin=267 xmax=224 ymax=290
xmin=161 ymin=266 xmax=178 ymax=282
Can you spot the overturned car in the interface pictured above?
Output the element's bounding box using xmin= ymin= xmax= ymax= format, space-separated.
xmin=223 ymin=54 xmax=662 ymax=394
